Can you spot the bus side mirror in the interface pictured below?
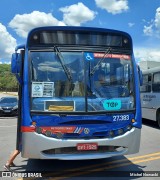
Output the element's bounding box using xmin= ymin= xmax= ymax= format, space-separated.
xmin=11 ymin=53 xmax=22 ymax=84
xmin=137 ymin=66 xmax=143 ymax=86
xmin=11 ymin=53 xmax=21 ymax=74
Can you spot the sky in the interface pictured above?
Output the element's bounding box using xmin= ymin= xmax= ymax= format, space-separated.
xmin=0 ymin=0 xmax=160 ymax=64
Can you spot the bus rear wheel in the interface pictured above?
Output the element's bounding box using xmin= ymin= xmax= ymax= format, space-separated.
xmin=157 ymin=113 xmax=160 ymax=128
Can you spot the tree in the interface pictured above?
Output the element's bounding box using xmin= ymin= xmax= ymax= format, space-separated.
xmin=0 ymin=64 xmax=18 ymax=92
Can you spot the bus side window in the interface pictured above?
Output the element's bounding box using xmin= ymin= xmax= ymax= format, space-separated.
xmin=148 ymin=74 xmax=152 ymax=82
xmin=140 ymin=74 xmax=151 ymax=92
xmin=152 ymin=72 xmax=160 ymax=92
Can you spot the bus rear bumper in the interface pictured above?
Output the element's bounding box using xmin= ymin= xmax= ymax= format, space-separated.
xmin=21 ymin=127 xmax=141 ymax=160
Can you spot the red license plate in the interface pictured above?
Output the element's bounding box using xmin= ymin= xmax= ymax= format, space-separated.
xmin=77 ymin=143 xmax=98 ymax=151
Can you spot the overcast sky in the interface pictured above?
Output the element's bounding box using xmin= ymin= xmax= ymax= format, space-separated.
xmin=0 ymin=0 xmax=160 ymax=64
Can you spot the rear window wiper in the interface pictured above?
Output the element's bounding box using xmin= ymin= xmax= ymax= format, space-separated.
xmin=54 ymin=46 xmax=72 ymax=81
xmin=90 ymin=47 xmax=112 ymax=76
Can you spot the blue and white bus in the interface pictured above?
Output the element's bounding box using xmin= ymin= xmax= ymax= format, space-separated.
xmin=11 ymin=26 xmax=142 ymax=160
xmin=140 ymin=67 xmax=160 ymax=128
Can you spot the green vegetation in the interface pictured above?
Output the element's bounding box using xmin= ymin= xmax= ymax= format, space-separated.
xmin=0 ymin=64 xmax=18 ymax=92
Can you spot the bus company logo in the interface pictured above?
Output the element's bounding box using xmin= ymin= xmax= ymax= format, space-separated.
xmin=103 ymin=99 xmax=121 ymax=110
xmin=84 ymin=128 xmax=90 ymax=134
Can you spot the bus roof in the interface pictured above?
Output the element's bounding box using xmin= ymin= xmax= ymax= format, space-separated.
xmin=142 ymin=66 xmax=160 ymax=74
xmin=27 ymin=26 xmax=132 ymax=37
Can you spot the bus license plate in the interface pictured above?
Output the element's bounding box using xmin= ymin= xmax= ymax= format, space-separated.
xmin=77 ymin=143 xmax=98 ymax=151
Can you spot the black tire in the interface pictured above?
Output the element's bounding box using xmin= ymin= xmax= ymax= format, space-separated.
xmin=157 ymin=113 xmax=160 ymax=128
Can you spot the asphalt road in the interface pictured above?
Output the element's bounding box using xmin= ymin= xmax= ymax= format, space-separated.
xmin=0 ymin=94 xmax=160 ymax=179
